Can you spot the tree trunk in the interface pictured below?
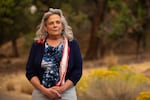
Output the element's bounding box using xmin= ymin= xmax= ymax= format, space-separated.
xmin=85 ymin=0 xmax=107 ymax=60
xmin=145 ymin=0 xmax=150 ymax=27
xmin=135 ymin=0 xmax=150 ymax=60
xmin=12 ymin=39 xmax=19 ymax=57
xmin=85 ymin=16 xmax=100 ymax=60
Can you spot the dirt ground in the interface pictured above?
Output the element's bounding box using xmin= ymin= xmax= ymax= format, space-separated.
xmin=0 ymin=91 xmax=31 ymax=100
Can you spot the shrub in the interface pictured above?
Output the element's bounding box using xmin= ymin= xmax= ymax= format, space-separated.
xmin=77 ymin=65 xmax=150 ymax=100
xmin=20 ymin=78 xmax=33 ymax=95
xmin=136 ymin=92 xmax=150 ymax=100
xmin=6 ymin=82 xmax=15 ymax=91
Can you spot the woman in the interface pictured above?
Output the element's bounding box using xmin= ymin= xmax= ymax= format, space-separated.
xmin=26 ymin=8 xmax=82 ymax=100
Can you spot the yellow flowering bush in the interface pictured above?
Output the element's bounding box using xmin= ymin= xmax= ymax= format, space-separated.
xmin=89 ymin=68 xmax=118 ymax=79
xmin=77 ymin=68 xmax=118 ymax=93
xmin=110 ymin=65 xmax=149 ymax=85
xmin=77 ymin=74 xmax=89 ymax=93
xmin=77 ymin=65 xmax=150 ymax=100
xmin=137 ymin=92 xmax=150 ymax=100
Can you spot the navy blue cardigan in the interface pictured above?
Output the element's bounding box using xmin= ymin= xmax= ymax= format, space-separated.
xmin=26 ymin=39 xmax=82 ymax=86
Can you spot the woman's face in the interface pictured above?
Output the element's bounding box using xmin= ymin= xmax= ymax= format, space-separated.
xmin=45 ymin=14 xmax=63 ymax=37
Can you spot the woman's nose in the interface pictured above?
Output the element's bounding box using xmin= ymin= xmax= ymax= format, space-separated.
xmin=53 ymin=22 xmax=57 ymax=27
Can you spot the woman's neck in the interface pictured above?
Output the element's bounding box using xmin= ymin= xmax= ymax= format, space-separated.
xmin=46 ymin=35 xmax=63 ymax=47
xmin=47 ymin=34 xmax=62 ymax=40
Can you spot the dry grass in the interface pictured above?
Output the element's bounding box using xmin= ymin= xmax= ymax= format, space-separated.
xmin=20 ymin=77 xmax=33 ymax=95
xmin=1 ymin=72 xmax=33 ymax=95
xmin=103 ymin=53 xmax=119 ymax=68
xmin=129 ymin=61 xmax=150 ymax=73
xmin=6 ymin=82 xmax=15 ymax=91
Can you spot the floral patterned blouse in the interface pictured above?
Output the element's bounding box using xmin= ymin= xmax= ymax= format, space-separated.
xmin=41 ymin=41 xmax=64 ymax=88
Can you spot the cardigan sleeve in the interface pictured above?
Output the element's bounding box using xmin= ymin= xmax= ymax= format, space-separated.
xmin=25 ymin=42 xmax=37 ymax=81
xmin=67 ymin=40 xmax=83 ymax=85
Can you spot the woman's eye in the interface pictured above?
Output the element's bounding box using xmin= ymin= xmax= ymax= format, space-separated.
xmin=56 ymin=21 xmax=61 ymax=24
xmin=48 ymin=22 xmax=53 ymax=25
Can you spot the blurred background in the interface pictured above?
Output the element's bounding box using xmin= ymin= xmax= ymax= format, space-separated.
xmin=0 ymin=0 xmax=150 ymax=100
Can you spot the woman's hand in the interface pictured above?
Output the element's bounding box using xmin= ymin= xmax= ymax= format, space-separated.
xmin=52 ymin=80 xmax=74 ymax=94
xmin=51 ymin=85 xmax=65 ymax=94
xmin=30 ymin=77 xmax=62 ymax=99
xmin=41 ymin=85 xmax=62 ymax=99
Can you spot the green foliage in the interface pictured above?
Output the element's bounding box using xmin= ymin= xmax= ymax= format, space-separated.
xmin=61 ymin=3 xmax=89 ymax=34
xmin=0 ymin=0 xmax=14 ymax=15
xmin=0 ymin=0 xmax=33 ymax=44
xmin=98 ymin=0 xmax=146 ymax=41
xmin=111 ymin=6 xmax=133 ymax=38
xmin=107 ymin=1 xmax=134 ymax=39
xmin=77 ymin=66 xmax=150 ymax=100
xmin=0 ymin=0 xmax=14 ymax=43
xmin=61 ymin=3 xmax=73 ymax=15
xmin=128 ymin=0 xmax=146 ymax=18
xmin=68 ymin=0 xmax=86 ymax=12
xmin=24 ymin=32 xmax=35 ymax=50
